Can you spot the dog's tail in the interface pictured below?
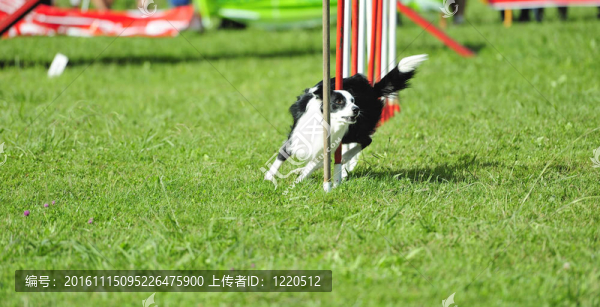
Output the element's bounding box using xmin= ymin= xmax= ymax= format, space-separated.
xmin=373 ymin=54 xmax=428 ymax=98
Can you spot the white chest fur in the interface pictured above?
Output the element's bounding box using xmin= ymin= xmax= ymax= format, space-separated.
xmin=288 ymin=99 xmax=349 ymax=164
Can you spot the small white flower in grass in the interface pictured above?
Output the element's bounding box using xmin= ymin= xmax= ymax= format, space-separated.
xmin=0 ymin=142 xmax=6 ymax=166
xmin=591 ymin=146 xmax=600 ymax=168
xmin=442 ymin=292 xmax=456 ymax=307
xmin=142 ymin=293 xmax=157 ymax=307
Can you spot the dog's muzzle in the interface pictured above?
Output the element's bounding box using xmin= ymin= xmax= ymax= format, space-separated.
xmin=342 ymin=106 xmax=360 ymax=123
xmin=342 ymin=114 xmax=358 ymax=124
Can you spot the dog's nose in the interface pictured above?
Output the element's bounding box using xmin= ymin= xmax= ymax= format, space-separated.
xmin=351 ymin=105 xmax=360 ymax=114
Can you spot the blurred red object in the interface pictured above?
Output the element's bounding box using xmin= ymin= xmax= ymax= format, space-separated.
xmin=488 ymin=0 xmax=600 ymax=9
xmin=1 ymin=3 xmax=194 ymax=38
xmin=0 ymin=0 xmax=42 ymax=36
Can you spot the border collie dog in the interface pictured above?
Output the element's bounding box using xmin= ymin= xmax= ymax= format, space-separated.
xmin=264 ymin=54 xmax=427 ymax=185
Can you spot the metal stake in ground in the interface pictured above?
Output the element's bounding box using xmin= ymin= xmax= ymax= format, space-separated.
xmin=323 ymin=0 xmax=332 ymax=192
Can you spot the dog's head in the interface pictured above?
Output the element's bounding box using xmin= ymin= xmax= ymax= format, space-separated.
xmin=309 ymin=85 xmax=360 ymax=124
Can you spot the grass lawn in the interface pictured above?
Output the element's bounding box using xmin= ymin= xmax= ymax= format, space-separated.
xmin=1 ymin=2 xmax=600 ymax=306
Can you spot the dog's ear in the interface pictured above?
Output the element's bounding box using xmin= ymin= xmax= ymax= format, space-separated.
xmin=310 ymin=82 xmax=324 ymax=100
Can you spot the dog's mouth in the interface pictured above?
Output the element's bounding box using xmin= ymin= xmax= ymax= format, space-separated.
xmin=342 ymin=115 xmax=358 ymax=124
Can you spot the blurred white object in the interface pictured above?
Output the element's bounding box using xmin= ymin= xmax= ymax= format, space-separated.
xmin=48 ymin=53 xmax=69 ymax=78
xmin=80 ymin=0 xmax=90 ymax=12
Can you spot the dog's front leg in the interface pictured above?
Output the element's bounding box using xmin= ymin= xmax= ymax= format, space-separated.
xmin=264 ymin=143 xmax=292 ymax=182
xmin=264 ymin=159 xmax=284 ymax=182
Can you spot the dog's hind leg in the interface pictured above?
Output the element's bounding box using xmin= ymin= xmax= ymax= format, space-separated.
xmin=341 ymin=144 xmax=363 ymax=180
xmin=296 ymin=158 xmax=323 ymax=183
xmin=341 ymin=137 xmax=371 ymax=180
xmin=342 ymin=143 xmax=361 ymax=178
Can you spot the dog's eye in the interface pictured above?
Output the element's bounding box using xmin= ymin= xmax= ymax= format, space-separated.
xmin=334 ymin=100 xmax=343 ymax=104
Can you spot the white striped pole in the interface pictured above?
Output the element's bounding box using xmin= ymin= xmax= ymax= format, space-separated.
xmin=343 ymin=0 xmax=351 ymax=78
xmin=358 ymin=0 xmax=366 ymax=74
xmin=380 ymin=0 xmax=388 ymax=78
xmin=366 ymin=0 xmax=372 ymax=62
xmin=387 ymin=0 xmax=396 ymax=71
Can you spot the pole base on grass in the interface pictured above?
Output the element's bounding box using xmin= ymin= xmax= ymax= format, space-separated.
xmin=323 ymin=182 xmax=333 ymax=192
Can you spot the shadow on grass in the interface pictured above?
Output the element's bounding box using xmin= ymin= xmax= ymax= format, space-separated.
xmin=0 ymin=48 xmax=324 ymax=68
xmin=0 ymin=37 xmax=482 ymax=68
xmin=463 ymin=42 xmax=486 ymax=54
xmin=353 ymin=154 xmax=501 ymax=183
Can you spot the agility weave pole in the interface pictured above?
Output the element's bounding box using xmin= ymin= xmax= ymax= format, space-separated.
xmin=332 ymin=0 xmax=345 ymax=188
xmin=365 ymin=0 xmax=400 ymax=123
xmin=329 ymin=0 xmax=400 ymax=190
xmin=323 ymin=0 xmax=333 ymax=192
xmin=322 ymin=0 xmax=347 ymax=191
xmin=325 ymin=0 xmax=472 ymax=191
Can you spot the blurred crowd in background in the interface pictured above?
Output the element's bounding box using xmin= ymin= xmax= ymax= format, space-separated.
xmin=0 ymin=0 xmax=596 ymax=40
xmin=36 ymin=0 xmax=600 ymax=31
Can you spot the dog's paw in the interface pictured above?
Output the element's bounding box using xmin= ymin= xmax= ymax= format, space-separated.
xmin=398 ymin=54 xmax=428 ymax=73
xmin=264 ymin=172 xmax=275 ymax=181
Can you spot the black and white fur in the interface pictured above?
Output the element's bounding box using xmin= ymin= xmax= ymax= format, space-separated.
xmin=265 ymin=54 xmax=427 ymax=186
xmin=264 ymin=88 xmax=359 ymax=185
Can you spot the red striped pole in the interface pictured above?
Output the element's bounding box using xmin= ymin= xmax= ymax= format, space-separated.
xmin=334 ymin=0 xmax=344 ymax=176
xmin=396 ymin=1 xmax=475 ymax=57
xmin=351 ymin=0 xmax=359 ymax=76
xmin=374 ymin=0 xmax=383 ymax=83
xmin=366 ymin=0 xmax=377 ymax=85
xmin=336 ymin=0 xmax=345 ymax=91
xmin=374 ymin=0 xmax=386 ymax=122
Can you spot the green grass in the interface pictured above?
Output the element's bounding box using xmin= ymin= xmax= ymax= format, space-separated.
xmin=1 ymin=3 xmax=600 ymax=306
